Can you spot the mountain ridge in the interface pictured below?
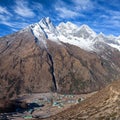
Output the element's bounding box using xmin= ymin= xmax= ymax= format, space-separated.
xmin=21 ymin=17 xmax=120 ymax=51
xmin=0 ymin=17 xmax=120 ymax=99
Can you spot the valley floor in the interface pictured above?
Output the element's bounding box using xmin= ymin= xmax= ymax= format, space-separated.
xmin=0 ymin=92 xmax=96 ymax=120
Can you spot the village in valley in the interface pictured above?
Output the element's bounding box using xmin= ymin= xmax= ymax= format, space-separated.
xmin=0 ymin=92 xmax=96 ymax=120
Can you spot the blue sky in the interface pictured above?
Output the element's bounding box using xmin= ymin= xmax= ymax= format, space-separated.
xmin=0 ymin=0 xmax=120 ymax=37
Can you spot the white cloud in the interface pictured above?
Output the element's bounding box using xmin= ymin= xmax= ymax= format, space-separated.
xmin=107 ymin=10 xmax=120 ymax=16
xmin=107 ymin=19 xmax=120 ymax=27
xmin=0 ymin=6 xmax=13 ymax=27
xmin=0 ymin=14 xmax=30 ymax=28
xmin=100 ymin=10 xmax=120 ymax=27
xmin=55 ymin=7 xmax=79 ymax=18
xmin=14 ymin=0 xmax=35 ymax=18
xmin=0 ymin=6 xmax=7 ymax=14
xmin=0 ymin=6 xmax=11 ymax=15
xmin=0 ymin=14 xmax=9 ymax=21
xmin=12 ymin=22 xmax=30 ymax=29
xmin=54 ymin=0 xmax=85 ymax=19
xmin=72 ymin=0 xmax=94 ymax=11
xmin=32 ymin=2 xmax=43 ymax=11
xmin=0 ymin=14 xmax=13 ymax=27
xmin=1 ymin=21 xmax=13 ymax=27
xmin=99 ymin=15 xmax=109 ymax=19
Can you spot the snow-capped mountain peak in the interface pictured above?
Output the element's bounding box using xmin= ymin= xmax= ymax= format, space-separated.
xmin=40 ymin=17 xmax=51 ymax=24
xmin=80 ymin=24 xmax=96 ymax=36
xmin=73 ymin=24 xmax=96 ymax=40
xmin=95 ymin=32 xmax=107 ymax=41
xmin=25 ymin=17 xmax=120 ymax=51
xmin=80 ymin=24 xmax=93 ymax=31
xmin=29 ymin=17 xmax=60 ymax=47
xmin=38 ymin=17 xmax=58 ymax=35
xmin=39 ymin=18 xmax=52 ymax=29
xmin=65 ymin=21 xmax=78 ymax=30
xmin=98 ymin=32 xmax=105 ymax=36
xmin=57 ymin=21 xmax=78 ymax=29
xmin=39 ymin=17 xmax=51 ymax=27
xmin=57 ymin=22 xmax=96 ymax=51
xmin=57 ymin=21 xmax=78 ymax=36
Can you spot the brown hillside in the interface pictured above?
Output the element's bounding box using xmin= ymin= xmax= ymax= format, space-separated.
xmin=0 ymin=29 xmax=120 ymax=99
xmin=44 ymin=80 xmax=120 ymax=120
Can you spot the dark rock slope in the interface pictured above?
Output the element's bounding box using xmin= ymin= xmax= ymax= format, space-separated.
xmin=0 ymin=29 xmax=120 ymax=99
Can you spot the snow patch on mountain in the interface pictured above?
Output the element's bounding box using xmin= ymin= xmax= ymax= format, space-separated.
xmin=30 ymin=23 xmax=48 ymax=48
xmin=108 ymin=43 xmax=120 ymax=51
xmin=57 ymin=22 xmax=78 ymax=36
xmin=57 ymin=34 xmax=95 ymax=51
xmin=74 ymin=24 xmax=96 ymax=40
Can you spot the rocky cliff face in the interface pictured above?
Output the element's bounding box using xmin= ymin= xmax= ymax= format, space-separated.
xmin=47 ymin=41 xmax=120 ymax=94
xmin=0 ymin=18 xmax=120 ymax=99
